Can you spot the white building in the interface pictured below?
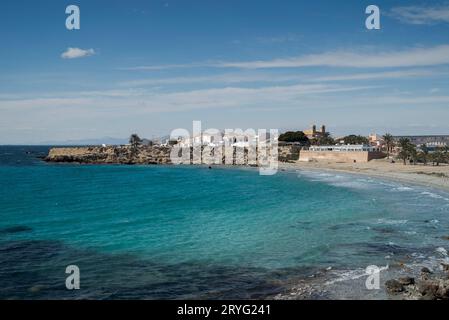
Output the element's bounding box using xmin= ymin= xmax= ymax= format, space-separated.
xmin=309 ymin=145 xmax=381 ymax=152
xmin=177 ymin=133 xmax=225 ymax=148
xmin=177 ymin=131 xmax=261 ymax=148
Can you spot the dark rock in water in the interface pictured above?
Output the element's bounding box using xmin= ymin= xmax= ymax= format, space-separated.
xmin=385 ymin=279 xmax=405 ymax=293
xmin=441 ymin=236 xmax=449 ymax=241
xmin=419 ymin=281 xmax=440 ymax=299
xmin=397 ymin=277 xmax=415 ymax=286
xmin=417 ymin=279 xmax=449 ymax=300
xmin=372 ymin=227 xmax=396 ymax=234
xmin=421 ymin=267 xmax=433 ymax=274
xmin=0 ymin=239 xmax=287 ymax=299
xmin=441 ymin=263 xmax=449 ymax=272
xmin=436 ymin=283 xmax=449 ymax=299
xmin=386 ymin=271 xmax=449 ymax=300
xmin=0 ymin=226 xmax=33 ymax=234
xmin=28 ymin=285 xmax=45 ymax=293
xmin=328 ymin=222 xmax=359 ymax=231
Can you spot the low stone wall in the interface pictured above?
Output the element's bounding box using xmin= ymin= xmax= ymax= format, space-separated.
xmin=367 ymin=151 xmax=387 ymax=161
xmin=299 ymin=150 xmax=385 ymax=163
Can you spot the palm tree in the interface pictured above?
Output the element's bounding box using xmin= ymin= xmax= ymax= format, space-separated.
xmin=383 ymin=133 xmax=394 ymax=158
xmin=398 ymin=137 xmax=412 ymax=165
xmin=420 ymin=144 xmax=429 ymax=165
xmin=444 ymin=146 xmax=449 ymax=164
xmin=409 ymin=147 xmax=418 ymax=165
xmin=431 ymin=150 xmax=445 ymax=166
xmin=426 ymin=146 xmax=448 ymax=166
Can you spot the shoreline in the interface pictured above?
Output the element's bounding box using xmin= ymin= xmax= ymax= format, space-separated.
xmin=277 ymin=159 xmax=449 ymax=300
xmin=5 ymin=147 xmax=449 ymax=300
xmin=279 ymin=159 xmax=449 ymax=194
xmin=42 ymin=145 xmax=449 ymax=194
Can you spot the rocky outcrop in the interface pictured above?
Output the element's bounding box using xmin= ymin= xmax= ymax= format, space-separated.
xmin=386 ymin=267 xmax=449 ymax=300
xmin=45 ymin=146 xmax=171 ymax=164
xmin=278 ymin=145 xmax=301 ymax=162
xmin=45 ymin=145 xmax=301 ymax=166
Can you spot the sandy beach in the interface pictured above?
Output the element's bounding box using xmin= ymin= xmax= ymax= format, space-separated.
xmin=280 ymin=158 xmax=449 ymax=193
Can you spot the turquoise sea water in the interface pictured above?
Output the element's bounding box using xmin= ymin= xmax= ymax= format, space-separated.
xmin=1 ymin=146 xmax=449 ymax=299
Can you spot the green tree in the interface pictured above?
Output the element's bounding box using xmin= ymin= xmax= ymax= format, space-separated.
xmin=279 ymin=131 xmax=310 ymax=144
xmin=409 ymin=147 xmax=418 ymax=165
xmin=383 ymin=133 xmax=394 ymax=158
xmin=313 ymin=133 xmax=335 ymax=146
xmin=420 ymin=144 xmax=429 ymax=165
xmin=429 ymin=146 xmax=449 ymax=166
xmin=431 ymin=150 xmax=445 ymax=166
xmin=129 ymin=134 xmax=142 ymax=149
xmin=397 ymin=138 xmax=416 ymax=165
xmin=342 ymin=135 xmax=369 ymax=145
xmin=444 ymin=146 xmax=449 ymax=164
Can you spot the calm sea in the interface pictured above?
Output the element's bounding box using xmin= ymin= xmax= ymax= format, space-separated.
xmin=1 ymin=145 xmax=449 ymax=299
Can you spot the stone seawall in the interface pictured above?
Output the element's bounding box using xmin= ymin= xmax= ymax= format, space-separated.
xmin=45 ymin=145 xmax=300 ymax=165
xmin=298 ymin=150 xmax=386 ymax=163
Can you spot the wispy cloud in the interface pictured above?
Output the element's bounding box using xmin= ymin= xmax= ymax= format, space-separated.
xmin=118 ymin=73 xmax=305 ymax=87
xmin=310 ymin=69 xmax=443 ymax=82
xmin=120 ymin=62 xmax=211 ymax=71
xmin=219 ymin=45 xmax=449 ymax=69
xmin=0 ymin=83 xmax=373 ymax=112
xmin=2 ymin=83 xmax=449 ymax=144
xmin=118 ymin=68 xmax=444 ymax=88
xmin=61 ymin=47 xmax=96 ymax=59
xmin=255 ymin=33 xmax=303 ymax=44
xmin=390 ymin=4 xmax=449 ymax=25
xmin=123 ymin=45 xmax=449 ymax=70
xmin=430 ymin=88 xmax=440 ymax=94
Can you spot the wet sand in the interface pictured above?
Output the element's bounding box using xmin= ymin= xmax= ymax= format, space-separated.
xmin=280 ymin=158 xmax=449 ymax=193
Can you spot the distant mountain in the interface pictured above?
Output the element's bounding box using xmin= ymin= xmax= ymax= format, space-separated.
xmin=39 ymin=137 xmax=128 ymax=146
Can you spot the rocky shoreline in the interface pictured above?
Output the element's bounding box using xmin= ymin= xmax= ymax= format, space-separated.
xmin=272 ymin=255 xmax=449 ymax=300
xmin=45 ymin=146 xmax=172 ymax=165
xmin=45 ymin=145 xmax=300 ymax=165
xmin=385 ymin=263 xmax=449 ymax=300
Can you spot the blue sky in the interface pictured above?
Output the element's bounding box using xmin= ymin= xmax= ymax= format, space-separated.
xmin=1 ymin=0 xmax=449 ymax=144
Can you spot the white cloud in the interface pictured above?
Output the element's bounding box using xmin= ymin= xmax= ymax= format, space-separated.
xmin=310 ymin=69 xmax=443 ymax=82
xmin=0 ymin=83 xmax=373 ymax=112
xmin=118 ymin=73 xmax=305 ymax=87
xmin=61 ymin=47 xmax=96 ymax=59
xmin=123 ymin=45 xmax=449 ymax=70
xmin=118 ymin=68 xmax=445 ymax=88
xmin=390 ymin=5 xmax=449 ymax=25
xmin=430 ymin=88 xmax=440 ymax=94
xmin=219 ymin=45 xmax=449 ymax=69
xmin=2 ymin=83 xmax=449 ymax=144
